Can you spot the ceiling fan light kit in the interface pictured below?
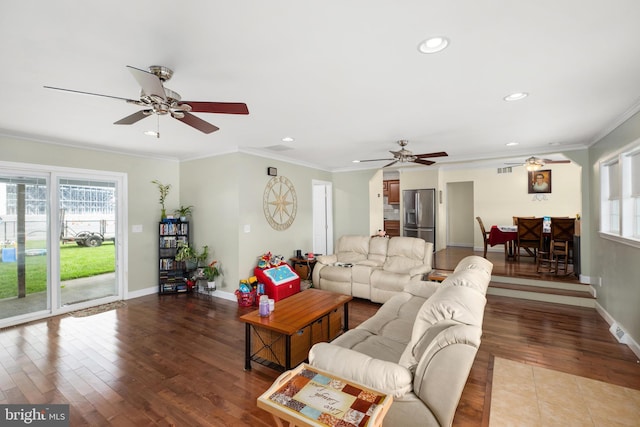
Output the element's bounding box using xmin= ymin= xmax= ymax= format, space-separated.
xmin=44 ymin=65 xmax=249 ymax=136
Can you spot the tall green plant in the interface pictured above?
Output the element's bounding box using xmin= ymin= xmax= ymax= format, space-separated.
xmin=151 ymin=180 xmax=171 ymax=219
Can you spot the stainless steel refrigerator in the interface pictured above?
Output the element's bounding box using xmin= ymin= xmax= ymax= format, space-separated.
xmin=403 ymin=189 xmax=435 ymax=245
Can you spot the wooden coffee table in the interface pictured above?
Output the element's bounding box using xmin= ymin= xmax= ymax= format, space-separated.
xmin=240 ymin=289 xmax=352 ymax=371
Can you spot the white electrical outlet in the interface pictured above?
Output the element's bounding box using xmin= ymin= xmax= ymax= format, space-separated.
xmin=598 ymin=277 xmax=602 ymax=287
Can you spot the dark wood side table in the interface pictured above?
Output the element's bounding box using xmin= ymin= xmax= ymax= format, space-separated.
xmin=289 ymin=257 xmax=317 ymax=280
xmin=427 ymin=270 xmax=450 ymax=282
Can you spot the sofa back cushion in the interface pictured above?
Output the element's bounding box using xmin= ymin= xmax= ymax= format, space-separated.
xmin=412 ymin=324 xmax=482 ymax=427
xmin=367 ymin=236 xmax=389 ymax=265
xmin=453 ymin=255 xmax=494 ymax=276
xmin=441 ymin=264 xmax=493 ymax=295
xmin=398 ymin=284 xmax=487 ymax=369
xmin=382 ymin=237 xmax=429 ymax=273
xmin=335 ymin=235 xmax=370 ymax=264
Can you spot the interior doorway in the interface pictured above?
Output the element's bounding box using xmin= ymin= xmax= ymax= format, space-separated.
xmin=446 ymin=181 xmax=474 ymax=247
xmin=312 ymin=180 xmax=333 ymax=256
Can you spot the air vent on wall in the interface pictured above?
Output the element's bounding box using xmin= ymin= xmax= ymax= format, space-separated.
xmin=609 ymin=322 xmax=628 ymax=344
xmin=497 ymin=167 xmax=513 ymax=174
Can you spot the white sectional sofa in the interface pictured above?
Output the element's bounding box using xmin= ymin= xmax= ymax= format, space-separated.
xmin=309 ymin=255 xmax=493 ymax=427
xmin=312 ymin=235 xmax=434 ymax=303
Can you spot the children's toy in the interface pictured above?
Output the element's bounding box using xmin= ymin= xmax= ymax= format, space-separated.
xmin=254 ymin=263 xmax=300 ymax=301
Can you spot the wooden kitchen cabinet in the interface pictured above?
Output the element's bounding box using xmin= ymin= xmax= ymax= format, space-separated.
xmin=387 ymin=180 xmax=400 ymax=204
xmin=384 ymin=220 xmax=400 ymax=237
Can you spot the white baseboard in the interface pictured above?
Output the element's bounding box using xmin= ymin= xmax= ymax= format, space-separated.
xmin=125 ymin=286 xmax=237 ymax=302
xmin=595 ymin=302 xmax=640 ymax=360
xmin=126 ymin=285 xmax=157 ymax=300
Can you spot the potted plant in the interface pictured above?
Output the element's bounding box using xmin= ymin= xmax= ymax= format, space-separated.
xmin=174 ymin=205 xmax=194 ymax=222
xmin=151 ymin=179 xmax=171 ymax=220
xmin=203 ymin=260 xmax=220 ymax=289
xmin=175 ymin=244 xmax=208 ymax=271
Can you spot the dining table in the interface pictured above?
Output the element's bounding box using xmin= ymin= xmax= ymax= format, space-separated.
xmin=489 ymin=224 xmax=551 ymax=259
xmin=488 ymin=226 xmax=517 ymax=258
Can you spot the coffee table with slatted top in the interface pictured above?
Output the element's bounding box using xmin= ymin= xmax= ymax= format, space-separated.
xmin=240 ymin=289 xmax=352 ymax=371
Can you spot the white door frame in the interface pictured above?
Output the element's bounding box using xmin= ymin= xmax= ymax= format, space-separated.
xmin=312 ymin=180 xmax=333 ymax=255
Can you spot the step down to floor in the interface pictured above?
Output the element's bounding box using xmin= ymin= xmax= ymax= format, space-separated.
xmin=488 ymin=275 xmax=596 ymax=307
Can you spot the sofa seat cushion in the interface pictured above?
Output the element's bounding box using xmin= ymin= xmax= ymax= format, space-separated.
xmin=309 ymin=342 xmax=413 ymax=398
xmin=331 ymin=330 xmax=408 ymax=363
xmin=357 ymin=292 xmax=428 ymax=344
xmin=318 ymin=265 xmax=353 ymax=283
xmin=370 ymin=269 xmax=411 ymax=293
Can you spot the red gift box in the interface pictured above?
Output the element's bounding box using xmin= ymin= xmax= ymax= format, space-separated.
xmin=254 ymin=264 xmax=300 ymax=302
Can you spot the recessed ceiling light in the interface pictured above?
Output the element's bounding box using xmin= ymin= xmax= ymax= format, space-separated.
xmin=506 ymin=142 xmax=519 ymax=146
xmin=352 ymin=160 xmax=361 ymax=163
xmin=282 ymin=136 xmax=295 ymax=142
xmin=504 ymin=92 xmax=529 ymax=101
xmin=418 ymin=36 xmax=449 ymax=54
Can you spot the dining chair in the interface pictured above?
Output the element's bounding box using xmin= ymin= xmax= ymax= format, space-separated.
xmin=549 ymin=217 xmax=576 ymax=275
xmin=476 ymin=216 xmax=490 ymax=258
xmin=512 ymin=216 xmax=534 ymax=226
xmin=515 ymin=217 xmax=544 ymax=261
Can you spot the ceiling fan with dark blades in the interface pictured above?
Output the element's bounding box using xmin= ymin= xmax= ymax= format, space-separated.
xmin=44 ymin=65 xmax=249 ymax=135
xmin=505 ymin=156 xmax=571 ymax=170
xmin=355 ymin=140 xmax=448 ymax=167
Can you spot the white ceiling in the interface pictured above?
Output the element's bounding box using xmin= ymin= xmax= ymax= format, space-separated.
xmin=2 ymin=1 xmax=640 ymax=171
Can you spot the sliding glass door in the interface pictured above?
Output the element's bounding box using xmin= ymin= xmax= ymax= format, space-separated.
xmin=0 ymin=174 xmax=49 ymax=320
xmin=58 ymin=178 xmax=118 ymax=306
xmin=0 ymin=163 xmax=125 ymax=326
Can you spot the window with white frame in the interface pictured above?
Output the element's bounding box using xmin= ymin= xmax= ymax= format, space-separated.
xmin=600 ymin=142 xmax=640 ymax=245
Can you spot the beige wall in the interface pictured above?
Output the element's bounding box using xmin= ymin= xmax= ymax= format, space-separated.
xmin=332 ymin=170 xmax=377 ymax=238
xmin=180 ymin=152 xmax=332 ymax=291
xmin=441 ymin=162 xmax=583 ymax=254
xmin=588 ymin=110 xmax=640 ymax=345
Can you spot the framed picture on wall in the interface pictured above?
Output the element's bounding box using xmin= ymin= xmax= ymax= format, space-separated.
xmin=528 ymin=169 xmax=551 ymax=194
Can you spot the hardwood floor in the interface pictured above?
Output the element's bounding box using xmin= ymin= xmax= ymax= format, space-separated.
xmin=1 ymin=249 xmax=638 ymax=426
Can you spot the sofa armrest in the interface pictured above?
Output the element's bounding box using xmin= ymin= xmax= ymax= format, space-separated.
xmin=409 ymin=265 xmax=431 ymax=277
xmin=315 ymin=254 xmax=337 ymax=265
xmin=309 ymin=342 xmax=413 ymax=398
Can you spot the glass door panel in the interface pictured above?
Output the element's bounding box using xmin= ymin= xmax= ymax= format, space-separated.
xmin=0 ymin=175 xmax=49 ymax=320
xmin=58 ymin=178 xmax=117 ymax=306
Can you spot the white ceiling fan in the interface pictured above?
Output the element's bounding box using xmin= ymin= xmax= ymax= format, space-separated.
xmin=354 ymin=140 xmax=448 ymax=168
xmin=506 ymin=156 xmax=570 ymax=171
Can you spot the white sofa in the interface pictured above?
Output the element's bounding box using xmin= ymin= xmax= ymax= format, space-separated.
xmin=312 ymin=235 xmax=434 ymax=303
xmin=309 ymin=255 xmax=493 ymax=427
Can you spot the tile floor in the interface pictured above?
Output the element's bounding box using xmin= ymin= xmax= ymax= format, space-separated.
xmin=490 ymin=357 xmax=640 ymax=426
